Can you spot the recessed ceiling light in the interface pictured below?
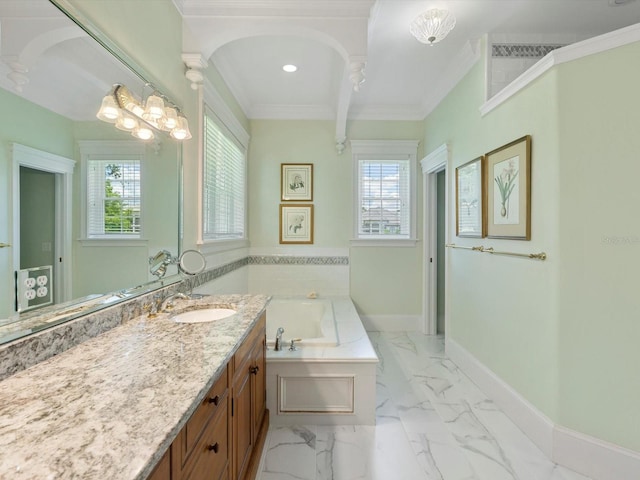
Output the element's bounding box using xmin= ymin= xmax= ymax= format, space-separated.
xmin=282 ymin=64 xmax=298 ymax=73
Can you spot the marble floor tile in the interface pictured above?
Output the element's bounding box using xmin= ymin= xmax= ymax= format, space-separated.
xmin=258 ymin=332 xmax=592 ymax=480
xmin=261 ymin=426 xmax=317 ymax=480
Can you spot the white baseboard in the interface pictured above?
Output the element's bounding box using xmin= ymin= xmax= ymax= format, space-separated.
xmin=554 ymin=425 xmax=640 ymax=480
xmin=446 ymin=338 xmax=640 ymax=480
xmin=360 ymin=314 xmax=420 ymax=332
xmin=445 ymin=338 xmax=554 ymax=457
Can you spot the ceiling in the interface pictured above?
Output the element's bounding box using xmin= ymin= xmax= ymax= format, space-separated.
xmin=2 ymin=1 xmax=639 ymax=128
xmin=175 ymin=0 xmax=640 ymax=129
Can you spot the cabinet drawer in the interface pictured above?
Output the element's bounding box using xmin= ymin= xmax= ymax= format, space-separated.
xmin=185 ymin=366 xmax=228 ymax=456
xmin=185 ymin=401 xmax=229 ymax=480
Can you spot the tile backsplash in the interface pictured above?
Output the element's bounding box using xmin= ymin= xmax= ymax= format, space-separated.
xmin=0 ymin=252 xmax=350 ymax=380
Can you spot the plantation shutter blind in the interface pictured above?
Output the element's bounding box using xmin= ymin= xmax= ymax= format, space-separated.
xmin=203 ymin=108 xmax=246 ymax=240
xmin=358 ymin=159 xmax=410 ymax=238
xmin=87 ymin=158 xmax=141 ymax=237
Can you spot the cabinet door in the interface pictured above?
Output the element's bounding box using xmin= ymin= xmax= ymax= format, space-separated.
xmin=250 ymin=336 xmax=266 ymax=438
xmin=232 ymin=366 xmax=253 ymax=480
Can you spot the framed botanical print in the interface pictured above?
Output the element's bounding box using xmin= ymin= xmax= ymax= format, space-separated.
xmin=486 ymin=135 xmax=531 ymax=240
xmin=279 ymin=204 xmax=314 ymax=244
xmin=455 ymin=156 xmax=486 ymax=237
xmin=281 ymin=163 xmax=313 ymax=201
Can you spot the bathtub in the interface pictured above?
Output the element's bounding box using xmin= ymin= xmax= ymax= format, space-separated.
xmin=264 ymin=296 xmax=378 ymax=425
xmin=265 ymin=298 xmax=338 ymax=347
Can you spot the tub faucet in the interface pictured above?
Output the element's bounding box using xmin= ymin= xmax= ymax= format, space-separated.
xmin=274 ymin=327 xmax=284 ymax=351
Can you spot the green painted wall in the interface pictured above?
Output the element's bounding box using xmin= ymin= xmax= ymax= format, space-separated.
xmin=248 ymin=119 xmax=424 ymax=316
xmin=555 ymin=41 xmax=640 ymax=451
xmin=425 ymin=38 xmax=640 ymax=452
xmin=424 ymin=44 xmax=561 ymax=420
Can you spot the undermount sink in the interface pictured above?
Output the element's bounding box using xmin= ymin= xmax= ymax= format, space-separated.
xmin=172 ymin=308 xmax=237 ymax=324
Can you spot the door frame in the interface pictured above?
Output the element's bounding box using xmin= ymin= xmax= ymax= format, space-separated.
xmin=12 ymin=143 xmax=75 ymax=306
xmin=420 ymin=144 xmax=450 ymax=335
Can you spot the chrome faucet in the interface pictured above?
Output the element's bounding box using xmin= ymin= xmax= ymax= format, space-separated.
xmin=160 ymin=292 xmax=189 ymax=312
xmin=274 ymin=327 xmax=284 ymax=351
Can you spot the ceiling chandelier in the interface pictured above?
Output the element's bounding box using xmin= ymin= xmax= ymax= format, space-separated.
xmin=96 ymin=84 xmax=192 ymax=141
xmin=410 ymin=9 xmax=456 ymax=46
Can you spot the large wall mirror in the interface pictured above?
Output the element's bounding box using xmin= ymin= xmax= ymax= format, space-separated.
xmin=0 ymin=0 xmax=183 ymax=344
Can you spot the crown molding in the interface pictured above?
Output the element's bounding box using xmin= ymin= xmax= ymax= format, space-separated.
xmin=481 ymin=22 xmax=640 ymax=116
xmin=174 ymin=0 xmax=374 ymax=18
xmin=249 ymin=104 xmax=335 ymax=120
xmin=347 ymin=104 xmax=427 ymax=121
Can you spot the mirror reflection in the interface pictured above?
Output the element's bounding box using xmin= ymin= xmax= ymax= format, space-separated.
xmin=178 ymin=250 xmax=206 ymax=276
xmin=0 ymin=0 xmax=181 ymax=342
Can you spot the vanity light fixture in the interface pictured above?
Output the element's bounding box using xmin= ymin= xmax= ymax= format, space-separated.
xmin=96 ymin=84 xmax=192 ymax=141
xmin=410 ymin=8 xmax=456 ymax=46
xmin=282 ymin=64 xmax=298 ymax=73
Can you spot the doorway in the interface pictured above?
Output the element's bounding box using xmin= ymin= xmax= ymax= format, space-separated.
xmin=19 ymin=167 xmax=56 ymax=310
xmin=10 ymin=144 xmax=75 ymax=315
xmin=421 ymin=144 xmax=449 ymax=336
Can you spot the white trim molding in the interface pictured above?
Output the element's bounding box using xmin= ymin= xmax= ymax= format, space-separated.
xmin=481 ymin=23 xmax=640 ymax=116
xmin=350 ymin=139 xmax=420 ymax=246
xmin=11 ymin=143 xmax=76 ymax=305
xmin=420 ymin=143 xmax=449 ymax=174
xmin=446 ymin=338 xmax=640 ymax=480
xmin=421 ymin=143 xmax=450 ymax=335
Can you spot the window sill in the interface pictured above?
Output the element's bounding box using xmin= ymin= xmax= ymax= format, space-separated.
xmin=198 ymin=238 xmax=249 ymax=254
xmin=350 ymin=238 xmax=418 ymax=247
xmin=78 ymin=238 xmax=148 ymax=247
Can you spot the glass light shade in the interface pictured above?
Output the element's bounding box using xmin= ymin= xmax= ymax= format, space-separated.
xmin=162 ymin=107 xmax=179 ymax=131
xmin=132 ymin=125 xmax=154 ymax=140
xmin=125 ymin=101 xmax=145 ymax=118
xmin=170 ymin=115 xmax=192 ymax=140
xmin=115 ymin=114 xmax=138 ymax=131
xmin=409 ymin=9 xmax=456 ymax=45
xmin=143 ymin=93 xmax=165 ymax=120
xmin=96 ymin=94 xmax=120 ymax=123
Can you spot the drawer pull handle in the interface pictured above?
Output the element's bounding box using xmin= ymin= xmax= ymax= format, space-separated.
xmin=208 ymin=395 xmax=220 ymax=405
xmin=249 ymin=365 xmax=259 ymax=375
xmin=208 ymin=442 xmax=219 ymax=453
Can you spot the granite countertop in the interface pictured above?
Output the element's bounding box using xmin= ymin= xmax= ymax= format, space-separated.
xmin=0 ymin=294 xmax=269 ymax=480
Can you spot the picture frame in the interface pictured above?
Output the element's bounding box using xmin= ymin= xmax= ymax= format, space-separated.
xmin=486 ymin=135 xmax=531 ymax=240
xmin=279 ymin=204 xmax=314 ymax=244
xmin=281 ymin=163 xmax=313 ymax=201
xmin=455 ymin=156 xmax=486 ymax=237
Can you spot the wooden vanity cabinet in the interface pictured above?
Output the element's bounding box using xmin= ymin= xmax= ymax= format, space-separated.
xmin=231 ymin=312 xmax=268 ymax=480
xmin=146 ymin=314 xmax=268 ymax=480
xmin=147 ymin=448 xmax=171 ymax=480
xmin=171 ymin=365 xmax=230 ymax=480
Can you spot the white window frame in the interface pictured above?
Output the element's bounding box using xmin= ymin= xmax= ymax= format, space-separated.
xmin=79 ymin=140 xmax=146 ymax=245
xmin=351 ymin=140 xmax=419 ymax=247
xmin=198 ymin=79 xmax=250 ymax=253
